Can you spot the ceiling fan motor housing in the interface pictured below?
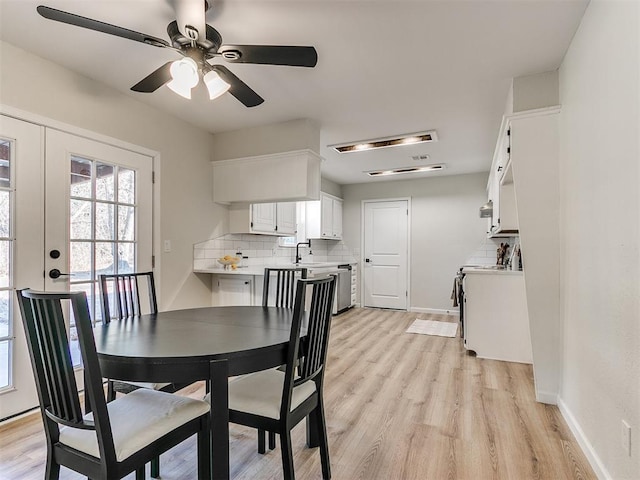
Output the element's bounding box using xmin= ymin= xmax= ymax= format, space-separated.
xmin=167 ymin=20 xmax=222 ymax=52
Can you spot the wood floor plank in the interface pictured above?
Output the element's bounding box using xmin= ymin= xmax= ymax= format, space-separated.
xmin=0 ymin=308 xmax=596 ymax=479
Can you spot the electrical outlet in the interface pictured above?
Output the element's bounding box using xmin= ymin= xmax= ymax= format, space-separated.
xmin=163 ymin=240 xmax=172 ymax=253
xmin=622 ymin=420 xmax=632 ymax=457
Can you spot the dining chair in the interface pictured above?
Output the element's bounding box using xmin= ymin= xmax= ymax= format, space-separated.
xmin=99 ymin=272 xmax=190 ymax=400
xmin=262 ymin=267 xmax=308 ymax=308
xmin=258 ymin=267 xmax=308 ymax=453
xmin=208 ymin=275 xmax=336 ymax=480
xmin=99 ymin=272 xmax=192 ymax=478
xmin=16 ymin=289 xmax=211 ymax=480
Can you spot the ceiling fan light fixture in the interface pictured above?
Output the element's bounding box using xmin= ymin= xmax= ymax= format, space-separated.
xmin=204 ymin=70 xmax=231 ymax=100
xmin=167 ymin=58 xmax=199 ymax=99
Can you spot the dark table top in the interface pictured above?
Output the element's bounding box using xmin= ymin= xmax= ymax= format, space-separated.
xmin=94 ymin=305 xmax=298 ymax=382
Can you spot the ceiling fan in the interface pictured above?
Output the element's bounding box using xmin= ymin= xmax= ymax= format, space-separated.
xmin=36 ymin=1 xmax=318 ymax=107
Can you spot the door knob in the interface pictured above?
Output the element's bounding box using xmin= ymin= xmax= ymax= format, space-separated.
xmin=365 ymin=258 xmax=371 ymax=263
xmin=48 ymin=269 xmax=72 ymax=279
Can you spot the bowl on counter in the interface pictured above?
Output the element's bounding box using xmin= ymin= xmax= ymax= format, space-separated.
xmin=217 ymin=256 xmax=241 ymax=270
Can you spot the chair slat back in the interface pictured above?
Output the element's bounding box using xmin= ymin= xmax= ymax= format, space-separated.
xmin=17 ymin=291 xmax=84 ymax=426
xmin=18 ymin=289 xmax=118 ymax=462
xmin=99 ymin=272 xmax=157 ymax=322
xmin=262 ymin=268 xmax=307 ymax=308
xmin=296 ymin=277 xmax=335 ymax=383
xmin=281 ymin=276 xmax=335 ymax=416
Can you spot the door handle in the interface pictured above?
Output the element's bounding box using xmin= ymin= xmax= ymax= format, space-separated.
xmin=48 ymin=269 xmax=72 ymax=279
xmin=365 ymin=258 xmax=371 ymax=263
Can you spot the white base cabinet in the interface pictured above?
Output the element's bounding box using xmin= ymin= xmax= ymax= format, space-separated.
xmin=213 ymin=276 xmax=254 ymax=306
xmin=463 ymin=271 xmax=532 ymax=363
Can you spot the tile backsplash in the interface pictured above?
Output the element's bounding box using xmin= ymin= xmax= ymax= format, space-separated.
xmin=193 ymin=234 xmax=357 ymax=271
xmin=465 ymin=236 xmax=520 ymax=267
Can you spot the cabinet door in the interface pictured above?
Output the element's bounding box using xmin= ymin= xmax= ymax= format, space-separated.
xmin=276 ymin=202 xmax=297 ymax=235
xmin=320 ymin=194 xmax=333 ymax=237
xmin=332 ymin=198 xmax=343 ymax=239
xmin=217 ymin=277 xmax=253 ymax=306
xmin=251 ymin=203 xmax=277 ymax=233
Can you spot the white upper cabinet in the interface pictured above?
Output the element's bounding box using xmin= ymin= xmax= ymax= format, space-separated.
xmin=212 ymin=150 xmax=322 ymax=204
xmin=305 ymin=192 xmax=343 ymax=240
xmin=275 ymin=202 xmax=297 ymax=235
xmin=488 ymin=122 xmax=518 ymax=237
xmin=229 ymin=202 xmax=297 ymax=236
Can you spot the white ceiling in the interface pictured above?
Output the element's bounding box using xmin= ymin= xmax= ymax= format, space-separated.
xmin=0 ymin=0 xmax=588 ymax=185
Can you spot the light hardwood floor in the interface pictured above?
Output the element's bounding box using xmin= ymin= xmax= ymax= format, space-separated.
xmin=0 ymin=308 xmax=595 ymax=479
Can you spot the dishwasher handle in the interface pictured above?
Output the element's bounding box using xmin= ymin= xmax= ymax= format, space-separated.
xmin=337 ymin=264 xmax=352 ymax=271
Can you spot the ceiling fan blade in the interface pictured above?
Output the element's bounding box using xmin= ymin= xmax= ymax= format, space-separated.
xmin=218 ymin=45 xmax=318 ymax=67
xmin=37 ymin=5 xmax=170 ymax=48
xmin=131 ymin=62 xmax=174 ymax=92
xmin=210 ymin=65 xmax=264 ymax=107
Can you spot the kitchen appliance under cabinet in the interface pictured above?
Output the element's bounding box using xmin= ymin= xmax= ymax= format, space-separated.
xmin=462 ymin=268 xmax=532 ymax=364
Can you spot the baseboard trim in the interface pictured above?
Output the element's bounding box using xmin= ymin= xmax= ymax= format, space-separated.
xmin=410 ymin=307 xmax=460 ymax=316
xmin=535 ymin=390 xmax=558 ymax=405
xmin=557 ymin=397 xmax=612 ymax=480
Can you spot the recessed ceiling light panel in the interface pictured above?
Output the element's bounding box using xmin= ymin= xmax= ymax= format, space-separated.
xmin=365 ymin=164 xmax=445 ymax=177
xmin=330 ymin=130 xmax=438 ymax=154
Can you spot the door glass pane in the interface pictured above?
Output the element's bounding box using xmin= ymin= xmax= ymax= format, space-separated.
xmin=118 ymin=243 xmax=135 ymax=273
xmin=0 ymin=191 xmax=9 ymax=237
xmin=118 ymin=168 xmax=135 ymax=204
xmin=0 ymin=240 xmax=9 ymax=288
xmin=118 ymin=205 xmax=134 ymax=241
xmin=0 ymin=141 xmax=10 ymax=188
xmin=0 ymin=290 xmax=8 ymax=338
xmin=96 ymin=242 xmax=115 ymax=276
xmin=96 ymin=202 xmax=115 ymax=240
xmin=70 ymin=199 xmax=92 ymax=240
xmin=70 ymin=241 xmax=92 ymax=281
xmin=70 ymin=157 xmax=92 ymax=199
xmin=0 ymin=340 xmax=9 ymax=389
xmin=96 ymin=163 xmax=114 ymax=202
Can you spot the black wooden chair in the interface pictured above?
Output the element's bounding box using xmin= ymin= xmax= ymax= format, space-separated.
xmin=99 ymin=272 xmax=192 ymax=477
xmin=99 ymin=272 xmax=190 ymax=400
xmin=209 ymin=276 xmax=336 ymax=479
xmin=258 ymin=267 xmax=308 ymax=452
xmin=17 ymin=289 xmax=210 ymax=480
xmin=262 ymin=267 xmax=308 ymax=308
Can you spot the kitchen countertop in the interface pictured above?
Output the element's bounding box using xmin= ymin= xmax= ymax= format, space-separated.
xmin=462 ymin=266 xmax=523 ymax=275
xmin=195 ymin=261 xmax=357 ymax=276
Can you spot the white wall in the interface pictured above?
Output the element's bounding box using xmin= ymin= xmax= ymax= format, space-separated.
xmin=0 ymin=41 xmax=225 ymax=310
xmin=342 ymin=173 xmax=488 ymax=312
xmin=558 ymin=1 xmax=640 ymax=478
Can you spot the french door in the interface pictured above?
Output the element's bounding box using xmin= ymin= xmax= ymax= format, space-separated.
xmin=0 ymin=116 xmax=153 ymax=420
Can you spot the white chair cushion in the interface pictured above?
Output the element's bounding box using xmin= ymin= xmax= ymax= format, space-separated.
xmin=59 ymin=389 xmax=209 ymax=461
xmin=205 ymin=368 xmax=316 ymax=420
xmin=119 ymin=380 xmax=172 ymax=390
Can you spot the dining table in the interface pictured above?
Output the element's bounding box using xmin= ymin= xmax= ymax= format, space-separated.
xmin=93 ymin=305 xmax=310 ymax=480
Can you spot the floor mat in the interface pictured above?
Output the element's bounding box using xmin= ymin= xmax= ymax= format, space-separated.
xmin=406 ymin=319 xmax=458 ymax=337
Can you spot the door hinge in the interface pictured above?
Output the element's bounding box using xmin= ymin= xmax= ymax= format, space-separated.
xmin=507 ymin=129 xmax=511 ymax=136
xmin=152 ymin=171 xmax=156 ymax=184
xmin=507 ymin=147 xmax=511 ymax=154
xmin=406 ymin=291 xmax=408 ymax=297
xmin=274 ymin=225 xmax=278 ymax=231
xmin=406 ymin=209 xmax=409 ymax=215
xmin=250 ymin=221 xmax=253 ymax=228
xmin=152 ymin=255 xmax=155 ymax=268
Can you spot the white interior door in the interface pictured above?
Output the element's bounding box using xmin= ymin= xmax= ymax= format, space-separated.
xmin=363 ymin=200 xmax=409 ymax=310
xmin=0 ymin=121 xmax=153 ymax=420
xmin=0 ymin=115 xmax=45 ymax=420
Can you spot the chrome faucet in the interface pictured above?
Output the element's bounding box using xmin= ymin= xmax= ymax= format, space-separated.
xmin=295 ymin=240 xmax=311 ymax=264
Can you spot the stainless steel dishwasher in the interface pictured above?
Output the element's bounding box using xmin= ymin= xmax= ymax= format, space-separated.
xmin=335 ymin=264 xmax=353 ymax=314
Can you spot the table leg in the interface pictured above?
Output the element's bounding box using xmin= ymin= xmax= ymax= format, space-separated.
xmin=210 ymin=360 xmax=230 ymax=480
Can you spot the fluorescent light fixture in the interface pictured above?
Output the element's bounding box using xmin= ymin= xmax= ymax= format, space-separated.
xmin=167 ymin=58 xmax=199 ymax=99
xmin=365 ymin=164 xmax=445 ymax=177
xmin=331 ymin=130 xmax=438 ymax=153
xmin=204 ymin=70 xmax=231 ymax=100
